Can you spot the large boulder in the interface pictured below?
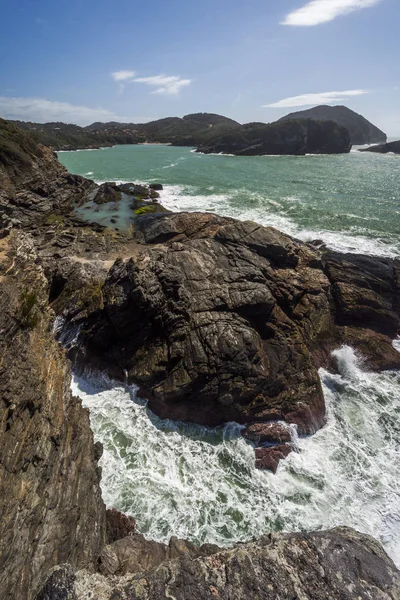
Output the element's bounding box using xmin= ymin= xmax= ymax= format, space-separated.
xmin=63 ymin=213 xmax=400 ymax=443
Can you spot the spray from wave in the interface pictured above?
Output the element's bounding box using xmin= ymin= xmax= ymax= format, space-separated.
xmin=72 ymin=345 xmax=400 ymax=566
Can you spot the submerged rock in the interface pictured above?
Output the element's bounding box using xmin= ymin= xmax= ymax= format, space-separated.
xmin=255 ymin=444 xmax=293 ymax=473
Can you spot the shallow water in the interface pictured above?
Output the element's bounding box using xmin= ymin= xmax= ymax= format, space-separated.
xmin=59 ymin=144 xmax=400 ymax=257
xmin=72 ymin=346 xmax=400 ymax=566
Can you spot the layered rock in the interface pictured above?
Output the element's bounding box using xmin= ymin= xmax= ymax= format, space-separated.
xmin=36 ymin=527 xmax=400 ymax=599
xmin=196 ymin=119 xmax=351 ymax=155
xmin=0 ymin=232 xmax=107 ymax=600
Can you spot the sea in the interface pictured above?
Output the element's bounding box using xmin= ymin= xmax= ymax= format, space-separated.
xmin=59 ymin=144 xmax=400 ymax=565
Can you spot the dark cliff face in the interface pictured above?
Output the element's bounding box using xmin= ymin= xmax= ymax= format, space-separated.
xmin=359 ymin=140 xmax=400 ymax=154
xmin=279 ymin=105 xmax=387 ymax=145
xmin=196 ymin=119 xmax=351 ymax=155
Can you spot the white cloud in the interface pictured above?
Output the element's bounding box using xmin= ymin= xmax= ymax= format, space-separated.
xmin=132 ymin=75 xmax=192 ymax=95
xmin=264 ymin=89 xmax=369 ymax=108
xmin=0 ymin=96 xmax=134 ymax=125
xmin=111 ymin=70 xmax=136 ymax=81
xmin=282 ymin=0 xmax=381 ymax=26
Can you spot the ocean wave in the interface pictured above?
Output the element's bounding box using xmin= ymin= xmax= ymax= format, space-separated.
xmin=72 ymin=344 xmax=400 ymax=566
xmin=158 ymin=185 xmax=399 ymax=258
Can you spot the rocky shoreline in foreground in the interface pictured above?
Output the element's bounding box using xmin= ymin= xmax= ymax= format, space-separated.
xmin=1 ymin=117 xmax=400 ymax=599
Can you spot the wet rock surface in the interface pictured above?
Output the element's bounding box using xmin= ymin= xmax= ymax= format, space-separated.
xmin=36 ymin=528 xmax=400 ymax=600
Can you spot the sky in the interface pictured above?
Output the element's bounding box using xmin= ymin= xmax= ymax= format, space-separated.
xmin=0 ymin=0 xmax=399 ymax=135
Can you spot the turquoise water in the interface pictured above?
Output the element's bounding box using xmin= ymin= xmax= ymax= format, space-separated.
xmin=59 ymin=144 xmax=400 ymax=257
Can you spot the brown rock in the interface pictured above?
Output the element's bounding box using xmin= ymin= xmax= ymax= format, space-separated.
xmin=106 ymin=509 xmax=136 ymax=544
xmin=255 ymin=444 xmax=293 ymax=473
xmin=243 ymin=422 xmax=291 ymax=444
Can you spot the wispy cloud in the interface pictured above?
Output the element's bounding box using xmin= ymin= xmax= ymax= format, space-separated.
xmin=264 ymin=89 xmax=369 ymax=108
xmin=132 ymin=75 xmax=192 ymax=95
xmin=0 ymin=96 xmax=138 ymax=125
xmin=111 ymin=70 xmax=136 ymax=81
xmin=282 ymin=0 xmax=381 ymax=26
xmin=110 ymin=71 xmax=192 ymax=95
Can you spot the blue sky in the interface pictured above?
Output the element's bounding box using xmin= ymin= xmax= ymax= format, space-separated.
xmin=0 ymin=0 xmax=399 ymax=135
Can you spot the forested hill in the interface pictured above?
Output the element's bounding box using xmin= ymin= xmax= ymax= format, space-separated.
xmin=11 ymin=113 xmax=240 ymax=151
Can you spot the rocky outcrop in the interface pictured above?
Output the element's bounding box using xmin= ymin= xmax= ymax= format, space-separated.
xmin=0 ymin=119 xmax=95 ymax=231
xmin=0 ymin=232 xmax=107 ymax=600
xmin=279 ymin=105 xmax=387 ymax=145
xmin=55 ymin=213 xmax=400 ymax=455
xmin=35 ymin=527 xmax=400 ymax=599
xmin=196 ymin=119 xmax=351 ymax=155
xmin=359 ymin=140 xmax=400 ymax=154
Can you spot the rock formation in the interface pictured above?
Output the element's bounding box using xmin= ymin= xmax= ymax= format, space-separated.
xmin=359 ymin=140 xmax=400 ymax=154
xmin=56 ymin=213 xmax=400 ymax=445
xmin=1 ymin=118 xmax=400 ymax=599
xmin=196 ymin=118 xmax=351 ymax=155
xmin=36 ymin=528 xmax=400 ymax=599
xmin=279 ymin=104 xmax=387 ymax=145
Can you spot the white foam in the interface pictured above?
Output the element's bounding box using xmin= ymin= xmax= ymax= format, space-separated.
xmin=159 ymin=185 xmax=399 ymax=258
xmin=73 ymin=345 xmax=400 ymax=566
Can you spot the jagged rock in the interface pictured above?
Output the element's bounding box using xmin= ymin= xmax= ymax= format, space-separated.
xmin=0 ymin=233 xmax=107 ymax=600
xmin=255 ymin=444 xmax=293 ymax=472
xmin=93 ymin=182 xmax=121 ymax=204
xmin=149 ymin=183 xmax=163 ymax=191
xmin=0 ymin=119 xmax=95 ymax=231
xmin=106 ymin=509 xmax=136 ymax=544
xmin=98 ymin=533 xmax=219 ymax=577
xmin=76 ymin=213 xmax=328 ymax=433
xmin=242 ymin=422 xmax=292 ymax=444
xmin=35 ymin=528 xmax=400 ymax=599
xmin=69 ymin=213 xmax=400 ymax=444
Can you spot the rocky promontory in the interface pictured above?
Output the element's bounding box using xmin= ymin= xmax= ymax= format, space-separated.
xmin=196 ymin=119 xmax=351 ymax=155
xmin=1 ymin=118 xmax=400 ymax=599
xmin=359 ymin=140 xmax=400 ymax=154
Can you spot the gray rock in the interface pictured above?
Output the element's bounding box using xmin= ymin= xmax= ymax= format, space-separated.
xmin=35 ymin=528 xmax=400 ymax=600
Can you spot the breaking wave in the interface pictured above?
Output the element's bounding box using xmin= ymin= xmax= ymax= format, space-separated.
xmin=72 ymin=345 xmax=400 ymax=566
